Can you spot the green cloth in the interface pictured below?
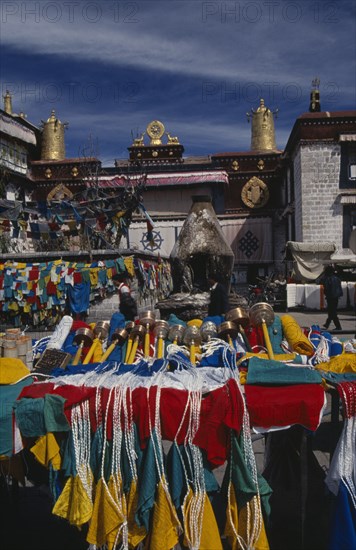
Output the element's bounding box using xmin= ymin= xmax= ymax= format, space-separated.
xmin=14 ymin=394 xmax=70 ymax=437
xmin=246 ymin=356 xmax=322 ymax=385
xmin=268 ymin=315 xmax=284 ymax=354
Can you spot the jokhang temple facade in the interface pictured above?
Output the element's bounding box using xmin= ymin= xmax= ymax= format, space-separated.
xmin=1 ymin=84 xmax=356 ymax=285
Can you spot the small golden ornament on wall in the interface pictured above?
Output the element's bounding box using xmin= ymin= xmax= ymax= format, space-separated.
xmin=71 ymin=167 xmax=79 ymax=177
xmin=257 ymin=160 xmax=265 ymax=170
xmin=231 ymin=160 xmax=239 ymax=171
xmin=241 ymin=176 xmax=269 ymax=209
xmin=45 ymin=168 xmax=52 ymax=179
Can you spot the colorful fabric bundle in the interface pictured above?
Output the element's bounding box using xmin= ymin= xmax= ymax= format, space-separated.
xmin=280 ymin=314 xmax=315 ymax=356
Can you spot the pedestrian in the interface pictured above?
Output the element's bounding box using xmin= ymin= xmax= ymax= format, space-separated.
xmin=321 ymin=266 xmax=343 ymax=330
xmin=207 ymin=272 xmax=230 ymax=316
xmin=112 ymin=272 xmax=138 ymax=321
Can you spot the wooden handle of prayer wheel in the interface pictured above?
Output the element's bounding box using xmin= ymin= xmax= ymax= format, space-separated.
xmin=100 ymin=341 xmax=117 ymax=362
xmin=190 ymin=343 xmax=196 ymax=366
xmin=144 ymin=330 xmax=151 ymax=358
xmin=228 ymin=335 xmax=233 ymax=347
xmin=72 ymin=341 xmax=84 ymax=365
xmin=262 ymin=320 xmax=274 ymax=360
xmin=157 ymin=337 xmax=164 ymax=359
xmin=83 ymin=338 xmax=99 ymax=364
xmin=124 ymin=337 xmax=134 ymax=363
xmin=128 ymin=337 xmax=139 ymax=364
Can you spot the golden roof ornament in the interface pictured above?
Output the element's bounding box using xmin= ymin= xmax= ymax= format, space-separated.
xmin=3 ymin=90 xmax=12 ymax=115
xmin=247 ymin=98 xmax=278 ymax=152
xmin=309 ymin=78 xmax=321 ymax=113
xmin=146 ymin=120 xmax=165 ymax=145
xmin=41 ymin=109 xmax=68 ymax=161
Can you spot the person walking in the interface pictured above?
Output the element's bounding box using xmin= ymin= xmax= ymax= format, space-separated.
xmin=321 ymin=266 xmax=343 ymax=330
xmin=207 ymin=273 xmax=230 ymax=316
xmin=112 ymin=272 xmax=138 ymax=321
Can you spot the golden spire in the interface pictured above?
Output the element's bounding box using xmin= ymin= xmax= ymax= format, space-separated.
xmin=3 ymin=90 xmax=12 ymax=115
xmin=41 ymin=109 xmax=68 ymax=160
xmin=247 ymin=98 xmax=278 ymax=152
xmin=309 ymin=78 xmax=321 ymax=112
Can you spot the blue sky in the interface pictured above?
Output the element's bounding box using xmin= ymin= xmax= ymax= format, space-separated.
xmin=1 ymin=0 xmax=355 ymax=165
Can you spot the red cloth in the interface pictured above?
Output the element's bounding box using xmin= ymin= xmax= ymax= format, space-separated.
xmin=244 ymin=384 xmax=325 ymax=431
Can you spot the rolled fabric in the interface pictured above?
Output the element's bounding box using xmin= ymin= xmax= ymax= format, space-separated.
xmin=280 ymin=314 xmax=315 ymax=356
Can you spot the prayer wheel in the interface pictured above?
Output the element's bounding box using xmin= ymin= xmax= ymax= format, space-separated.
xmin=83 ymin=321 xmax=110 ymax=364
xmin=183 ymin=325 xmax=202 ymax=366
xmin=72 ymin=328 xmax=94 ymax=365
xmin=225 ymin=307 xmax=252 ymax=351
xmin=200 ymin=321 xmax=217 ymax=342
xmin=153 ymin=320 xmax=169 ymax=359
xmin=127 ymin=324 xmax=146 ymax=364
xmin=218 ymin=321 xmax=238 ymax=347
xmin=100 ymin=328 xmax=128 ymax=362
xmin=168 ymin=324 xmax=185 ymax=345
xmin=249 ymin=302 xmax=275 ymax=359
xmin=124 ymin=321 xmax=135 ymax=361
xmin=139 ymin=311 xmax=156 ymax=358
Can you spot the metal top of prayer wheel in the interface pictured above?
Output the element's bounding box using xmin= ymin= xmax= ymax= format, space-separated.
xmin=249 ymin=302 xmax=275 ymax=327
xmin=183 ymin=325 xmax=202 ymax=345
xmin=218 ymin=321 xmax=238 ymax=341
xmin=125 ymin=321 xmax=135 ymax=333
xmin=140 ymin=310 xmax=156 ymax=329
xmin=153 ymin=320 xmax=169 ymax=338
xmin=200 ymin=321 xmax=217 ymax=341
xmin=130 ymin=324 xmax=146 ymax=341
xmin=73 ymin=327 xmax=94 ymax=347
xmin=111 ymin=328 xmax=128 ymax=345
xmin=168 ymin=324 xmax=185 ymax=344
xmin=225 ymin=307 xmax=250 ymax=328
xmin=94 ymin=320 xmax=110 ymax=339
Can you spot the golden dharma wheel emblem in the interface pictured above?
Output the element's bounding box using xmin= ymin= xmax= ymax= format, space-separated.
xmin=241 ymin=176 xmax=269 ymax=209
xmin=257 ymin=159 xmax=265 ymax=170
xmin=146 ymin=120 xmax=165 ymax=140
xmin=231 ymin=160 xmax=239 ymax=171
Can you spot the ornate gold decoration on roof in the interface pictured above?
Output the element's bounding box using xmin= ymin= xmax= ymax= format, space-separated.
xmin=247 ymin=98 xmax=278 ymax=152
xmin=257 ymin=159 xmax=265 ymax=170
xmin=167 ymin=133 xmax=180 ymax=145
xmin=146 ymin=120 xmax=165 ymax=145
xmin=309 ymin=77 xmax=321 ymax=113
xmin=231 ymin=160 xmax=239 ymax=171
xmin=132 ymin=133 xmax=145 ymax=147
xmin=3 ymin=90 xmax=12 ymax=115
xmin=241 ymin=176 xmax=269 ymax=209
xmin=47 ymin=183 xmax=73 ymax=202
xmin=41 ymin=110 xmax=68 ymax=161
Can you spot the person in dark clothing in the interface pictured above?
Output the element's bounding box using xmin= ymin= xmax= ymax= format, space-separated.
xmin=321 ymin=266 xmax=343 ymax=330
xmin=112 ymin=272 xmax=138 ymax=321
xmin=207 ymin=273 xmax=230 ymax=316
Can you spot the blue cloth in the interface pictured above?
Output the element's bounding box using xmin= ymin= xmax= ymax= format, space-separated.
xmin=329 ymin=481 xmax=356 ymax=550
xmin=268 ymin=315 xmax=284 ymax=354
xmin=66 ymin=281 xmax=90 ymax=314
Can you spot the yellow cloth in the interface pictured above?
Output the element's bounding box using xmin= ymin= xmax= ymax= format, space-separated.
xmin=147 ymin=478 xmax=181 ymax=550
xmin=30 ymin=433 xmax=61 ymax=470
xmin=280 ymin=315 xmax=314 ymax=356
xmin=89 ymin=268 xmax=99 ymax=286
xmin=239 ymin=370 xmax=248 ymax=385
xmin=183 ymin=487 xmax=223 ymax=550
xmin=124 ymin=257 xmax=135 ymax=277
xmin=52 ymin=474 xmax=93 ymax=526
xmin=225 ymin=483 xmax=269 ymax=550
xmin=126 ymin=479 xmax=146 ymax=548
xmin=187 ymin=319 xmax=203 ymax=328
xmin=315 ymin=354 xmax=356 ymax=374
xmin=0 ymin=357 xmax=29 ymax=385
xmin=87 ymin=475 xmax=126 ymax=550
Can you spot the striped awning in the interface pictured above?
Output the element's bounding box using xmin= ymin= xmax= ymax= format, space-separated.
xmin=90 ymin=171 xmax=229 ymax=188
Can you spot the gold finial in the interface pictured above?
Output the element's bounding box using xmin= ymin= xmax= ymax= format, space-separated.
xmin=146 ymin=120 xmax=165 ymax=145
xmin=41 ymin=109 xmax=68 ymax=160
xmin=167 ymin=132 xmax=180 ymax=145
xmin=247 ymin=98 xmax=278 ymax=152
xmin=3 ymin=90 xmax=12 ymax=115
xmin=309 ymin=78 xmax=321 ymax=112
